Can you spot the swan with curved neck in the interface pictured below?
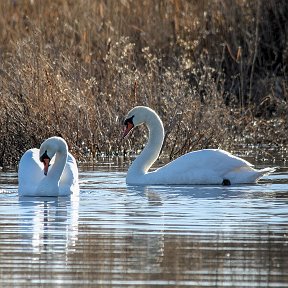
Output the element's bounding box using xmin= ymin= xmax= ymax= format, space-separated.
xmin=123 ymin=106 xmax=274 ymax=185
xmin=18 ymin=136 xmax=79 ymax=196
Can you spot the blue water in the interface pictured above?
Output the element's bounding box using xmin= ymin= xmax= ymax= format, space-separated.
xmin=0 ymin=161 xmax=288 ymax=287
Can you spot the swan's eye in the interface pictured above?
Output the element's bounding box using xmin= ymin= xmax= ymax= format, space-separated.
xmin=124 ymin=115 xmax=134 ymax=126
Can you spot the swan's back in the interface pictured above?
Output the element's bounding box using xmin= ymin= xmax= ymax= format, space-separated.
xmin=163 ymin=149 xmax=252 ymax=174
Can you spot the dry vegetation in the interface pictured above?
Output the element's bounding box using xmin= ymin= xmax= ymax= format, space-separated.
xmin=0 ymin=0 xmax=288 ymax=167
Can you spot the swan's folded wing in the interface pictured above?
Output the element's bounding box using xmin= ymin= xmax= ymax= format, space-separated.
xmin=158 ymin=149 xmax=253 ymax=176
xmin=18 ymin=149 xmax=44 ymax=193
xmin=59 ymin=152 xmax=79 ymax=193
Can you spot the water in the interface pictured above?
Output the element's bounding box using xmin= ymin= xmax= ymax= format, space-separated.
xmin=0 ymin=159 xmax=288 ymax=287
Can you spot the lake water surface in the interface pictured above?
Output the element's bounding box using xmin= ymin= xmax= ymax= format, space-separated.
xmin=0 ymin=157 xmax=288 ymax=287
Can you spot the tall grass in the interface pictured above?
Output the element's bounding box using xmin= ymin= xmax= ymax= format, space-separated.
xmin=0 ymin=0 xmax=287 ymax=167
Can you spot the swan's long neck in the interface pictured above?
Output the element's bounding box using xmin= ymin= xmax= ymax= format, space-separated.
xmin=36 ymin=138 xmax=68 ymax=196
xmin=128 ymin=110 xmax=164 ymax=177
xmin=47 ymin=143 xmax=67 ymax=182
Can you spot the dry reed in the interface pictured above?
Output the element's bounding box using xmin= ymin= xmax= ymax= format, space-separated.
xmin=0 ymin=0 xmax=287 ymax=168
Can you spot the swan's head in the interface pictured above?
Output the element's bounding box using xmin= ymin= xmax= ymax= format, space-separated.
xmin=39 ymin=149 xmax=51 ymax=176
xmin=39 ymin=137 xmax=67 ymax=176
xmin=123 ymin=106 xmax=156 ymax=138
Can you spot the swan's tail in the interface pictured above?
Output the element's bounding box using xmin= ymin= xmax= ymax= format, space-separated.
xmin=258 ymin=167 xmax=277 ymax=174
xmin=248 ymin=166 xmax=277 ymax=183
xmin=226 ymin=166 xmax=277 ymax=184
xmin=252 ymin=166 xmax=277 ymax=183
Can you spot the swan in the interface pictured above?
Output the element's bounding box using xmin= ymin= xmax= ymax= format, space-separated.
xmin=123 ymin=106 xmax=274 ymax=185
xmin=18 ymin=136 xmax=79 ymax=196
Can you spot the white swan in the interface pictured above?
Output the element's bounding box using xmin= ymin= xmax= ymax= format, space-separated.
xmin=18 ymin=136 xmax=79 ymax=196
xmin=123 ymin=106 xmax=274 ymax=185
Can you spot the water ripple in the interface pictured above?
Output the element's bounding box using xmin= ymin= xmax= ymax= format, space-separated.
xmin=0 ymin=165 xmax=287 ymax=287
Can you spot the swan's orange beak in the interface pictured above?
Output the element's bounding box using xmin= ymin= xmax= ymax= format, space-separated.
xmin=123 ymin=122 xmax=134 ymax=138
xmin=43 ymin=158 xmax=50 ymax=176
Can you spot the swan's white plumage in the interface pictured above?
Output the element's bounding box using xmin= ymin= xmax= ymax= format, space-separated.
xmin=18 ymin=137 xmax=79 ymax=196
xmin=123 ymin=106 xmax=275 ymax=185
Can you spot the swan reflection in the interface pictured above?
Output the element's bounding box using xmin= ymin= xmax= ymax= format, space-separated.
xmin=18 ymin=194 xmax=79 ymax=254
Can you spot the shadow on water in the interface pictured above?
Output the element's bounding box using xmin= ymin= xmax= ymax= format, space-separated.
xmin=0 ymin=163 xmax=287 ymax=287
